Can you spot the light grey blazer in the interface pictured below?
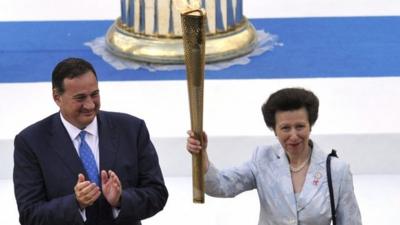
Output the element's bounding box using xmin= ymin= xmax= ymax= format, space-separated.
xmin=205 ymin=143 xmax=362 ymax=225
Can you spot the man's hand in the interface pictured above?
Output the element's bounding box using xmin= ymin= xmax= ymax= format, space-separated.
xmin=101 ymin=170 xmax=122 ymax=208
xmin=74 ymin=173 xmax=101 ymax=209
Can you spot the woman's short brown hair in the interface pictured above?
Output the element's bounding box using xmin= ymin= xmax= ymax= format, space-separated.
xmin=261 ymin=87 xmax=319 ymax=130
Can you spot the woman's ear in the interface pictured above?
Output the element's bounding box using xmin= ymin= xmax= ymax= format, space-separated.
xmin=271 ymin=127 xmax=277 ymax=136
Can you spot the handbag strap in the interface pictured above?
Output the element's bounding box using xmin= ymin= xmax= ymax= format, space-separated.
xmin=327 ymin=149 xmax=338 ymax=225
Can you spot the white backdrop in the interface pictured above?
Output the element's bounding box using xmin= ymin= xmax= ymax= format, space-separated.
xmin=2 ymin=0 xmax=400 ymax=21
xmin=1 ymin=1 xmax=400 ymax=225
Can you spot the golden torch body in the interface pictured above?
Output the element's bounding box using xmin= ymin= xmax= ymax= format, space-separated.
xmin=181 ymin=9 xmax=206 ymax=203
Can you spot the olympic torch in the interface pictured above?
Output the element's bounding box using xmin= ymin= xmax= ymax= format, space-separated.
xmin=181 ymin=8 xmax=206 ymax=203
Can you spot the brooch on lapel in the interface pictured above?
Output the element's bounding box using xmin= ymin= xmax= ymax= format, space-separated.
xmin=313 ymin=172 xmax=322 ymax=186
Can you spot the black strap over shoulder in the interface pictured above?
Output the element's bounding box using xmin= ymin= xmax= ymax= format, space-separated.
xmin=327 ymin=149 xmax=338 ymax=225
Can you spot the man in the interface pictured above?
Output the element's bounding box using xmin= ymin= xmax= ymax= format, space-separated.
xmin=13 ymin=57 xmax=168 ymax=225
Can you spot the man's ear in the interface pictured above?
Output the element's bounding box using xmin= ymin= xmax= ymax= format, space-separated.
xmin=52 ymin=88 xmax=61 ymax=106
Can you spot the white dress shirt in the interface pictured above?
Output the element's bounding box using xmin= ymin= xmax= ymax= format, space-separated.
xmin=60 ymin=113 xmax=99 ymax=169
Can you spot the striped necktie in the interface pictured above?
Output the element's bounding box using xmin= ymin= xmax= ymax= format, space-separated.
xmin=78 ymin=131 xmax=99 ymax=186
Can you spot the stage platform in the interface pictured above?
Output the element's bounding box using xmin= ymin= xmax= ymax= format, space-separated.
xmin=2 ymin=16 xmax=400 ymax=82
xmin=1 ymin=175 xmax=400 ymax=225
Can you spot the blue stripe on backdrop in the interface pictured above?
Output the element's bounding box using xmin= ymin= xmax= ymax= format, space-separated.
xmin=0 ymin=17 xmax=400 ymax=83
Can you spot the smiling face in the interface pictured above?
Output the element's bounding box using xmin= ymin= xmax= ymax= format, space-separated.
xmin=53 ymin=71 xmax=100 ymax=129
xmin=274 ymin=107 xmax=311 ymax=156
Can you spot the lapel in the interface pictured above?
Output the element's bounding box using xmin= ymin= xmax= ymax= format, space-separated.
xmin=97 ymin=112 xmax=119 ymax=172
xmin=296 ymin=144 xmax=327 ymax=211
xmin=269 ymin=145 xmax=298 ymax=216
xmin=50 ymin=113 xmax=85 ymax=177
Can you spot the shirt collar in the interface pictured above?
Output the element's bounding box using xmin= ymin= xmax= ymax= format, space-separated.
xmin=59 ymin=113 xmax=98 ymax=140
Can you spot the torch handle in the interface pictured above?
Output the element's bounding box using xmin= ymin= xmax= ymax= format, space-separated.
xmin=188 ymin=80 xmax=204 ymax=203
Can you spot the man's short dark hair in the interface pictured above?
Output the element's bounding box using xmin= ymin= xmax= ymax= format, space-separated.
xmin=52 ymin=58 xmax=97 ymax=94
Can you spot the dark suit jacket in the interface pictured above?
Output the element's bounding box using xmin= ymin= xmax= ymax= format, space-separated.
xmin=13 ymin=111 xmax=168 ymax=225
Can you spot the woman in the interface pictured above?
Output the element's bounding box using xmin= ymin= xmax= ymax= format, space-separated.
xmin=186 ymin=87 xmax=362 ymax=225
